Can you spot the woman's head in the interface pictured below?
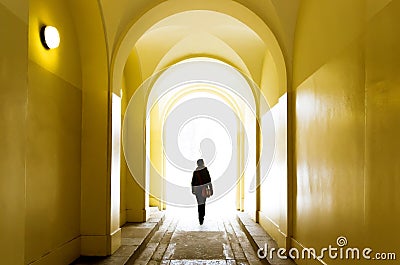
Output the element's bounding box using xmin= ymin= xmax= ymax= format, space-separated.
xmin=197 ymin=159 xmax=205 ymax=166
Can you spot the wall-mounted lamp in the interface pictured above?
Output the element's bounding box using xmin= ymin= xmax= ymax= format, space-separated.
xmin=40 ymin=26 xmax=60 ymax=49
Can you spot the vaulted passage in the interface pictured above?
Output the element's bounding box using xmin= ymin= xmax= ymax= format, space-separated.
xmin=1 ymin=1 xmax=400 ymax=265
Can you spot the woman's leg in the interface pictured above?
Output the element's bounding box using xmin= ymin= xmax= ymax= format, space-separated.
xmin=196 ymin=194 xmax=206 ymax=224
xmin=199 ymin=201 xmax=205 ymax=224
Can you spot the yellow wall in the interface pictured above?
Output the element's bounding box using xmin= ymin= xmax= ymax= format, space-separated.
xmin=26 ymin=60 xmax=82 ymax=265
xmin=243 ymin=102 xmax=257 ymax=220
xmin=2 ymin=0 xmax=123 ymax=262
xmin=293 ymin=1 xmax=400 ymax=264
xmin=0 ymin=1 xmax=28 ymax=264
xmin=29 ymin=0 xmax=81 ymax=88
xmin=26 ymin=0 xmax=82 ymax=263
xmin=364 ymin=0 xmax=400 ymax=258
xmin=260 ymin=51 xmax=280 ymax=106
xmin=259 ymin=94 xmax=288 ymax=247
xmin=1 ymin=0 xmax=83 ymax=263
xmin=258 ymin=49 xmax=289 ymax=248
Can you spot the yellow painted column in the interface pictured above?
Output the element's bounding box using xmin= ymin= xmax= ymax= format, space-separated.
xmin=149 ymin=103 xmax=165 ymax=210
xmin=240 ymin=124 xmax=245 ymax=211
xmin=68 ymin=0 xmax=121 ymax=256
xmin=286 ymin=85 xmax=294 ymax=251
xmin=255 ymin=100 xmax=261 ymax=223
xmin=122 ymin=49 xmax=149 ymax=222
xmin=110 ymin=94 xmax=122 ymax=253
xmin=236 ymin=125 xmax=242 ymax=211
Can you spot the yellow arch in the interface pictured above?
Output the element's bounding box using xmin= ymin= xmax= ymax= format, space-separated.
xmin=111 ymin=0 xmax=287 ymax=95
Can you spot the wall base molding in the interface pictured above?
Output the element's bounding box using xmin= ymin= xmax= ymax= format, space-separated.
xmin=111 ymin=228 xmax=122 ymax=254
xmin=81 ymin=228 xmax=122 ymax=256
xmin=258 ymin=211 xmax=288 ymax=249
xmin=126 ymin=207 xmax=148 ymax=222
xmin=29 ymin=237 xmax=80 ymax=265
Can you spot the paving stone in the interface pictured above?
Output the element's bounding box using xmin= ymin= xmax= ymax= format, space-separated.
xmin=223 ymin=242 xmax=235 ymax=260
xmin=124 ymin=222 xmax=157 ymax=228
xmin=162 ymin=243 xmax=177 ymax=260
xmin=169 ymin=260 xmax=228 ymax=265
xmin=159 ymin=223 xmax=171 ymax=232
xmin=247 ymin=260 xmax=263 ymax=265
xmin=122 ymin=227 xmax=153 ymax=238
xmin=107 ymin=256 xmax=131 ymax=264
xmin=252 ymin=236 xmax=269 ymax=249
xmin=135 ymin=242 xmax=159 ymax=262
xmin=112 ymin=245 xmax=138 ymax=257
xmin=223 ymin=224 xmax=238 ymax=243
xmin=169 ymin=231 xmax=227 ymax=260
xmin=150 ymin=231 xmax=166 ymax=243
xmin=237 ymin=213 xmax=297 ymax=265
xmin=151 ymin=243 xmax=169 ymax=261
xmin=161 ymin=232 xmax=173 ymax=243
xmin=218 ymin=220 xmax=226 ymax=231
xmin=121 ymin=237 xmax=144 ymax=246
xmin=230 ymin=243 xmax=247 ymax=260
xmin=245 ymin=226 xmax=267 ymax=237
xmin=71 ymin=254 xmax=129 ymax=265
xmin=167 ymin=221 xmax=178 ymax=232
xmin=97 ymin=255 xmax=130 ymax=265
xmin=244 ymin=251 xmax=261 ymax=262
xmin=151 ymin=212 xmax=165 ymax=219
xmin=148 ymin=218 xmax=163 ymax=223
xmin=132 ymin=260 xmax=148 ymax=265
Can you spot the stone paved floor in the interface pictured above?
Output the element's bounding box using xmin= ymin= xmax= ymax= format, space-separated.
xmin=72 ymin=205 xmax=296 ymax=265
xmin=132 ymin=207 xmax=265 ymax=265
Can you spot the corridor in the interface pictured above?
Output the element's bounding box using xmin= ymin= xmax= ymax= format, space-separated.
xmin=2 ymin=0 xmax=400 ymax=264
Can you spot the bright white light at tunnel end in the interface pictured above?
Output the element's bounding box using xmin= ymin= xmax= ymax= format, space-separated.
xmin=122 ymin=58 xmax=276 ymax=207
xmin=175 ymin=114 xmax=232 ymax=181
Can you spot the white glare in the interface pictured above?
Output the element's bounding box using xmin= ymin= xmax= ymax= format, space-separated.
xmin=44 ymin=26 xmax=60 ymax=49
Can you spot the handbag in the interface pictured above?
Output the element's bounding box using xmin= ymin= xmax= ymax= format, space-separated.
xmin=202 ymin=185 xmax=212 ymax=198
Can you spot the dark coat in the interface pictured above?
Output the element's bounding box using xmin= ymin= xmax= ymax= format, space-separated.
xmin=191 ymin=167 xmax=213 ymax=202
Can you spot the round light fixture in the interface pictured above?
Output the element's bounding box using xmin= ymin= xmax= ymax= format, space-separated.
xmin=40 ymin=26 xmax=60 ymax=49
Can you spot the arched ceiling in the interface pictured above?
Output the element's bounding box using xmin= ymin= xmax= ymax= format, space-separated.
xmin=73 ymin=0 xmax=394 ymax=93
xmin=133 ymin=10 xmax=265 ymax=82
xmin=99 ymin=0 xmax=300 ymax=64
xmin=110 ymin=0 xmax=289 ymax=101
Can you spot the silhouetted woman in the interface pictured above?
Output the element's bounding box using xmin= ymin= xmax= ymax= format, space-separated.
xmin=191 ymin=159 xmax=213 ymax=225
